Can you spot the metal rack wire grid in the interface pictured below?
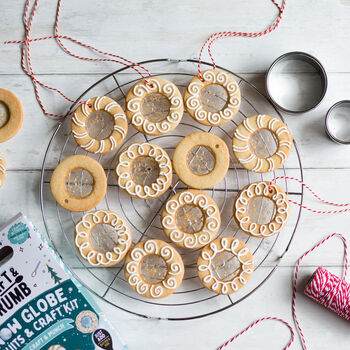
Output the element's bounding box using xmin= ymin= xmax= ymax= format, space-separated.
xmin=40 ymin=59 xmax=304 ymax=320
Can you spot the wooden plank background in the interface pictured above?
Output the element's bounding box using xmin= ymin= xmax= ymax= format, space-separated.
xmin=1 ymin=0 xmax=350 ymax=349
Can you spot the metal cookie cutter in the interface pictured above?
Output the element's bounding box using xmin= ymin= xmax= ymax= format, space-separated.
xmin=325 ymin=100 xmax=350 ymax=144
xmin=266 ymin=51 xmax=328 ymax=113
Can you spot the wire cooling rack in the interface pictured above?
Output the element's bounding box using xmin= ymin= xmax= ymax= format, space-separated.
xmin=40 ymin=59 xmax=304 ymax=320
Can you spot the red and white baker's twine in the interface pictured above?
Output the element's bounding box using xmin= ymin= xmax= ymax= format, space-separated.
xmin=218 ymin=317 xmax=295 ymax=350
xmin=6 ymin=0 xmax=152 ymax=118
xmin=219 ymin=233 xmax=349 ymax=350
xmin=198 ymin=0 xmax=287 ymax=79
xmin=219 ymin=177 xmax=350 ymax=349
xmin=292 ymin=233 xmax=349 ymax=350
xmin=8 ymin=0 xmax=287 ymax=117
xmin=270 ymin=176 xmax=350 ymax=214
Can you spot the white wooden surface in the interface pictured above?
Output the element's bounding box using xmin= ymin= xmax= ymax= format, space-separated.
xmin=1 ymin=0 xmax=350 ymax=349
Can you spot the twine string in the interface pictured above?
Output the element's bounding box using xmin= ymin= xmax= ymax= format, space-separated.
xmin=218 ymin=233 xmax=349 ymax=350
xmin=292 ymin=233 xmax=349 ymax=350
xmin=198 ymin=0 xmax=287 ymax=79
xmin=270 ymin=176 xmax=350 ymax=214
xmin=19 ymin=0 xmax=83 ymax=118
xmin=217 ymin=317 xmax=295 ymax=350
xmin=6 ymin=0 xmax=153 ymax=118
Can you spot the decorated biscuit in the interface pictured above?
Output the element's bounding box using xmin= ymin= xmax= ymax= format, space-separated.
xmin=232 ymin=114 xmax=293 ymax=172
xmin=71 ymin=96 xmax=128 ymax=154
xmin=0 ymin=153 xmax=6 ymax=188
xmin=75 ymin=210 xmax=132 ymax=267
xmin=124 ymin=239 xmax=184 ymax=299
xmin=233 ymin=181 xmax=290 ymax=237
xmin=161 ymin=190 xmax=221 ymax=249
xmin=125 ymin=77 xmax=184 ymax=135
xmin=197 ymin=237 xmax=254 ymax=294
xmin=184 ymin=69 xmax=241 ymax=126
xmin=75 ymin=310 xmax=98 ymax=334
xmin=115 ymin=142 xmax=172 ymax=199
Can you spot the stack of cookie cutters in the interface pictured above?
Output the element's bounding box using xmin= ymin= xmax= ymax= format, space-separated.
xmin=266 ymin=51 xmax=350 ymax=144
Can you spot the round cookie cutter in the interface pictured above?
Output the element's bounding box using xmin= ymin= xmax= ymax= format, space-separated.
xmin=266 ymin=51 xmax=328 ymax=113
xmin=325 ymin=100 xmax=350 ymax=144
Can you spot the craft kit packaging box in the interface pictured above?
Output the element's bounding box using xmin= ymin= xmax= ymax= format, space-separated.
xmin=0 ymin=213 xmax=129 ymax=350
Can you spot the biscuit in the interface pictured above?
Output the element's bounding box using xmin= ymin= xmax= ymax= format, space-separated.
xmin=50 ymin=155 xmax=107 ymax=212
xmin=161 ymin=189 xmax=221 ymax=249
xmin=47 ymin=346 xmax=66 ymax=350
xmin=173 ymin=131 xmax=229 ymax=189
xmin=75 ymin=310 xmax=98 ymax=334
xmin=0 ymin=153 xmax=6 ymax=188
xmin=0 ymin=89 xmax=23 ymax=143
xmin=115 ymin=142 xmax=172 ymax=199
xmin=233 ymin=181 xmax=290 ymax=237
xmin=232 ymin=114 xmax=293 ymax=172
xmin=75 ymin=210 xmax=132 ymax=267
xmin=197 ymin=237 xmax=254 ymax=294
xmin=125 ymin=77 xmax=184 ymax=135
xmin=71 ymin=96 xmax=128 ymax=154
xmin=184 ymin=69 xmax=240 ymax=126
xmin=124 ymin=239 xmax=184 ymax=299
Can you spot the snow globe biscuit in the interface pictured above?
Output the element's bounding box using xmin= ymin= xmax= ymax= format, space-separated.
xmin=47 ymin=346 xmax=66 ymax=350
xmin=0 ymin=153 xmax=6 ymax=188
xmin=232 ymin=114 xmax=293 ymax=172
xmin=124 ymin=239 xmax=184 ymax=299
xmin=0 ymin=88 xmax=23 ymax=143
xmin=173 ymin=131 xmax=229 ymax=189
xmin=50 ymin=155 xmax=107 ymax=212
xmin=184 ymin=69 xmax=241 ymax=126
xmin=161 ymin=189 xmax=220 ymax=249
xmin=75 ymin=210 xmax=132 ymax=267
xmin=197 ymin=236 xmax=254 ymax=294
xmin=71 ymin=96 xmax=128 ymax=154
xmin=115 ymin=142 xmax=172 ymax=199
xmin=233 ymin=181 xmax=290 ymax=238
xmin=125 ymin=77 xmax=184 ymax=135
xmin=75 ymin=310 xmax=98 ymax=333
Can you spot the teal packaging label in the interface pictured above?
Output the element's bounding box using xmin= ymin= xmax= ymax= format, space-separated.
xmin=0 ymin=214 xmax=129 ymax=350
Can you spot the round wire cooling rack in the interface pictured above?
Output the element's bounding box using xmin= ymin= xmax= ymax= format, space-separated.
xmin=40 ymin=59 xmax=304 ymax=320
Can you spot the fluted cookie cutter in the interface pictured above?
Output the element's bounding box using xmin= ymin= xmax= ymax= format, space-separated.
xmin=266 ymin=51 xmax=328 ymax=113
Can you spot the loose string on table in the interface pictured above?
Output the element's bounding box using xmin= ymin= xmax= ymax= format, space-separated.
xmin=218 ymin=233 xmax=349 ymax=350
xmin=198 ymin=0 xmax=287 ymax=79
xmin=292 ymin=233 xmax=349 ymax=350
xmin=6 ymin=0 xmax=153 ymax=118
xmin=217 ymin=316 xmax=295 ymax=350
xmin=270 ymin=176 xmax=350 ymax=214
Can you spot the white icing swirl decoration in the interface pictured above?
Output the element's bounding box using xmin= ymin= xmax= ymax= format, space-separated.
xmin=71 ymin=96 xmax=128 ymax=154
xmin=184 ymin=68 xmax=241 ymax=126
xmin=75 ymin=210 xmax=132 ymax=266
xmin=232 ymin=114 xmax=293 ymax=173
xmin=115 ymin=142 xmax=172 ymax=199
xmin=161 ymin=190 xmax=221 ymax=249
xmin=234 ymin=181 xmax=290 ymax=237
xmin=0 ymin=154 xmax=6 ymax=188
xmin=125 ymin=77 xmax=184 ymax=136
xmin=124 ymin=239 xmax=184 ymax=299
xmin=197 ymin=237 xmax=254 ymax=294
